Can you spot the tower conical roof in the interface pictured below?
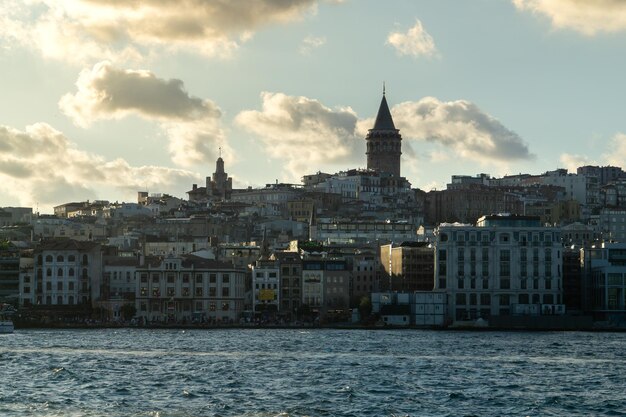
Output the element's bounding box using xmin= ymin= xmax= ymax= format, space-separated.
xmin=372 ymin=94 xmax=396 ymax=130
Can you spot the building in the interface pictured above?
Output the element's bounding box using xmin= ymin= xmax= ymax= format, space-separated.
xmin=251 ymin=258 xmax=280 ymax=317
xmin=351 ymin=252 xmax=379 ymax=302
xmin=135 ymin=254 xmax=245 ymax=324
xmin=599 ymin=208 xmax=626 ymax=242
xmin=0 ymin=242 xmax=20 ymax=305
xmin=271 ymin=251 xmax=302 ymax=317
xmin=99 ymin=256 xmax=138 ymax=320
xmin=365 ymin=88 xmax=402 ymax=177
xmin=313 ymin=218 xmax=416 ymax=244
xmin=434 ymin=215 xmax=563 ymax=323
xmin=22 ymin=240 xmax=102 ymax=307
xmin=582 ymin=242 xmax=626 ymax=322
xmin=380 ymin=242 xmax=434 ymax=292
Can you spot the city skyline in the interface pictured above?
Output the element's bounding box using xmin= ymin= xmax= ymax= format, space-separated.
xmin=1 ymin=0 xmax=626 ymax=212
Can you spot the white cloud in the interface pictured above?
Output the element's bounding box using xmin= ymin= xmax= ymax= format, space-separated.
xmin=386 ymin=19 xmax=437 ymax=58
xmin=364 ymin=97 xmax=534 ymax=163
xmin=60 ymin=61 xmax=229 ymax=167
xmin=513 ymin=0 xmax=626 ymax=35
xmin=603 ymin=133 xmax=626 ymax=167
xmin=237 ymin=92 xmax=532 ymax=182
xmin=0 ymin=123 xmax=200 ymax=211
xmin=0 ymin=0 xmax=320 ymax=63
xmin=559 ymin=153 xmax=593 ymax=172
xmin=235 ymin=92 xmax=362 ymax=180
xmin=299 ymin=35 xmax=326 ymax=55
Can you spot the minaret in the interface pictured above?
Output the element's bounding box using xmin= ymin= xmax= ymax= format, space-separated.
xmin=365 ymin=85 xmax=402 ymax=177
xmin=206 ymin=148 xmax=233 ymax=199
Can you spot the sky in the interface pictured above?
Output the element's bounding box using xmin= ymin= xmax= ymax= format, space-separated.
xmin=1 ymin=0 xmax=626 ymax=213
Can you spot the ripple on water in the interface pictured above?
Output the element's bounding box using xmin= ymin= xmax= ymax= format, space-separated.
xmin=0 ymin=329 xmax=625 ymax=416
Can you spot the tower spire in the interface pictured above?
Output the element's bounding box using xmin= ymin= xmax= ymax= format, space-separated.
xmin=383 ymin=81 xmax=385 ymax=96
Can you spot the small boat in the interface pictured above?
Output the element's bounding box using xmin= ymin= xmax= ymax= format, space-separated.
xmin=0 ymin=317 xmax=13 ymax=334
xmin=0 ymin=304 xmax=15 ymax=334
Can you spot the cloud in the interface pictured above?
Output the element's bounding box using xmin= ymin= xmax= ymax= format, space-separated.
xmin=60 ymin=61 xmax=229 ymax=167
xmin=603 ymin=133 xmax=626 ymax=167
xmin=235 ymin=92 xmax=362 ymax=180
xmin=513 ymin=0 xmax=626 ymax=35
xmin=0 ymin=123 xmax=200 ymax=211
xmin=0 ymin=0 xmax=320 ymax=63
xmin=559 ymin=153 xmax=593 ymax=172
xmin=381 ymin=97 xmax=534 ymax=163
xmin=299 ymin=35 xmax=326 ymax=55
xmin=386 ymin=19 xmax=437 ymax=58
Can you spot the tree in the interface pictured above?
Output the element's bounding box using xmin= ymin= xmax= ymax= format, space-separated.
xmin=358 ymin=296 xmax=372 ymax=321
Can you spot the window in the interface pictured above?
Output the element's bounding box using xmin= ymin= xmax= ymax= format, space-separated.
xmin=195 ymin=287 xmax=203 ymax=296
xmin=57 ymin=255 xmax=64 ymax=262
xmin=456 ymin=293 xmax=466 ymax=305
xmin=57 ymin=282 xmax=63 ymax=291
xmin=182 ymin=274 xmax=190 ymax=283
xmin=68 ymin=255 xmax=75 ymax=262
xmin=46 ymin=268 xmax=52 ymax=277
xmin=57 ymin=268 xmax=63 ymax=277
xmin=209 ymin=287 xmax=216 ymax=297
xmin=222 ymin=287 xmax=230 ymax=297
xmin=45 ymin=255 xmax=53 ymax=262
xmin=222 ymin=302 xmax=229 ymax=311
xmin=152 ymin=274 xmax=159 ymax=283
xmin=196 ymin=274 xmax=203 ymax=284
xmin=480 ymin=293 xmax=491 ymax=306
xmin=68 ymin=268 xmax=74 ymax=277
xmin=222 ymin=274 xmax=230 ymax=284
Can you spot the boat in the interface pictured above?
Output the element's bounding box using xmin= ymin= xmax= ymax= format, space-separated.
xmin=0 ymin=317 xmax=13 ymax=334
xmin=0 ymin=304 xmax=15 ymax=334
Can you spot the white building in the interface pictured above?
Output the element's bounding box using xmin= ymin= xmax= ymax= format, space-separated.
xmin=434 ymin=215 xmax=563 ymax=323
xmin=135 ymin=254 xmax=245 ymax=324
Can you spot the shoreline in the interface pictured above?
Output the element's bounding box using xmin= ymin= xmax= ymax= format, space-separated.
xmin=11 ymin=322 xmax=626 ymax=332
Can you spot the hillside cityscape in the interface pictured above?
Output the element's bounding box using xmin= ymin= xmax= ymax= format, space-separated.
xmin=1 ymin=92 xmax=624 ymax=330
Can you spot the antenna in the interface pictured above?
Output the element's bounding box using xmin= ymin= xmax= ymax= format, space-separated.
xmin=383 ymin=81 xmax=386 ymax=96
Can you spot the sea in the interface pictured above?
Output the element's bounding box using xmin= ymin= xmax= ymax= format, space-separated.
xmin=0 ymin=328 xmax=624 ymax=417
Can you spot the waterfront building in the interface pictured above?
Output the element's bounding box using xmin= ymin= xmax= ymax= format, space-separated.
xmin=22 ymin=240 xmax=102 ymax=308
xmin=380 ymin=242 xmax=435 ymax=292
xmin=301 ymin=258 xmax=350 ymax=317
xmin=582 ymin=241 xmax=626 ymax=322
xmin=271 ymin=251 xmax=302 ymax=318
xmin=351 ymin=252 xmax=379 ymax=302
xmin=135 ymin=254 xmax=245 ymax=324
xmin=100 ymin=256 xmax=138 ymax=321
xmin=0 ymin=242 xmax=20 ymax=305
xmin=433 ymin=214 xmax=563 ymax=323
xmin=251 ymin=258 xmax=280 ymax=317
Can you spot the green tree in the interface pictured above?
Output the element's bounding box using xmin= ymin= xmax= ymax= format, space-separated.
xmin=358 ymin=296 xmax=372 ymax=321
